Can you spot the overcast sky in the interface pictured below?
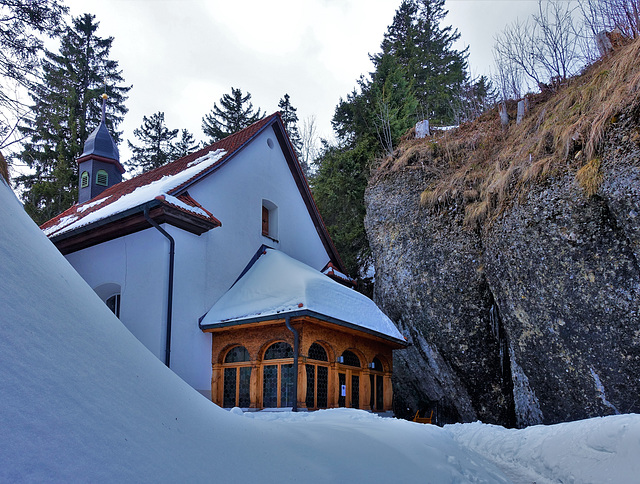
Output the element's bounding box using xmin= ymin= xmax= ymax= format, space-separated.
xmin=61 ymin=0 xmax=543 ymax=160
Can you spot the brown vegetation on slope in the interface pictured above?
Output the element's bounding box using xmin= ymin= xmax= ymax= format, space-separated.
xmin=375 ymin=36 xmax=640 ymax=228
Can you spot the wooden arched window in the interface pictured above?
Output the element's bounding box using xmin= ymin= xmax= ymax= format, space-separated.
xmin=306 ymin=342 xmax=329 ymax=409
xmin=338 ymin=350 xmax=362 ymax=409
xmin=369 ymin=357 xmax=384 ymax=411
xmin=80 ymin=171 xmax=89 ymax=188
xmin=263 ymin=342 xmax=294 ymax=408
xmin=222 ymin=346 xmax=251 ymax=408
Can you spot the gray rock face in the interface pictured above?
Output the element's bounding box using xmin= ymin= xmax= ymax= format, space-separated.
xmin=365 ymin=169 xmax=516 ymax=426
xmin=365 ymin=133 xmax=640 ymax=426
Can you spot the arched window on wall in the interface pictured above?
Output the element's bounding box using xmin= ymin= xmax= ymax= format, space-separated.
xmin=305 ymin=342 xmax=329 ymax=409
xmin=94 ymin=283 xmax=122 ymax=320
xmin=263 ymin=342 xmax=294 ymax=408
xmin=338 ymin=350 xmax=361 ymax=409
xmin=222 ymin=346 xmax=252 ymax=408
xmin=369 ymin=357 xmax=384 ymax=411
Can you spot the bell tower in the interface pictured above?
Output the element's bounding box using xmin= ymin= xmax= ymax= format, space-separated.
xmin=77 ymin=93 xmax=125 ymax=203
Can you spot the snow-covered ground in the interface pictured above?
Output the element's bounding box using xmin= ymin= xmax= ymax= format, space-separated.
xmin=1 ymin=176 xmax=639 ymax=483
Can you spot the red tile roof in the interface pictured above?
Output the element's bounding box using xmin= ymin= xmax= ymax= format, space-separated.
xmin=41 ymin=112 xmax=347 ymax=273
xmin=41 ymin=113 xmax=277 ymax=237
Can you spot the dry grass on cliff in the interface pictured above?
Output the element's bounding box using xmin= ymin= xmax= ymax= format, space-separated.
xmin=375 ymin=37 xmax=640 ymax=228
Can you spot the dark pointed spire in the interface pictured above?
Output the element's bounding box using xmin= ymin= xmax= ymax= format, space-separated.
xmin=78 ymin=93 xmax=120 ymax=163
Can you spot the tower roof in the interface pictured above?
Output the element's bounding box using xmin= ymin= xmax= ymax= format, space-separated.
xmin=77 ymin=94 xmax=121 ymax=166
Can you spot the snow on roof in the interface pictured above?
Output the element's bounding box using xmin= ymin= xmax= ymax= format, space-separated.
xmin=322 ymin=262 xmax=355 ymax=285
xmin=41 ymin=114 xmax=281 ymax=239
xmin=200 ymin=248 xmax=405 ymax=343
xmin=43 ymin=149 xmax=226 ymax=237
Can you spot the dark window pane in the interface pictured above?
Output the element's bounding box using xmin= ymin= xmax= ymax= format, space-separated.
xmin=308 ymin=343 xmax=328 ymax=361
xmin=223 ymin=367 xmax=237 ymax=408
xmin=351 ymin=375 xmax=359 ymax=409
xmin=262 ymin=205 xmax=269 ymax=236
xmin=338 ymin=373 xmax=346 ymax=408
xmin=106 ymin=294 xmax=120 ymax=318
xmin=317 ymin=366 xmax=328 ymax=408
xmin=281 ymin=364 xmax=294 ymax=407
xmin=376 ymin=375 xmax=384 ymax=411
xmin=341 ymin=350 xmax=360 ymax=367
xmin=263 ymin=365 xmax=278 ymax=407
xmin=370 ymin=374 xmax=375 ymax=410
xmin=239 ymin=366 xmax=251 ymax=407
xmin=372 ymin=357 xmax=383 ymax=372
xmin=305 ymin=364 xmax=315 ymax=409
xmin=265 ymin=342 xmax=293 ymax=360
xmin=225 ymin=346 xmax=250 ymax=363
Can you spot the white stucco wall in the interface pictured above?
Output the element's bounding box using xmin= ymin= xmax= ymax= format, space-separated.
xmin=65 ymin=229 xmax=169 ymax=360
xmin=189 ymin=125 xmax=332 ymax=308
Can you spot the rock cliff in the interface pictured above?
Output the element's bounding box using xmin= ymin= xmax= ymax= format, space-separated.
xmin=365 ymin=42 xmax=640 ymax=427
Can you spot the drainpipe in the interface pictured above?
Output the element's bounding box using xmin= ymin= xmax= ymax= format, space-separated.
xmin=144 ymin=206 xmax=174 ymax=368
xmin=285 ymin=315 xmax=299 ymax=412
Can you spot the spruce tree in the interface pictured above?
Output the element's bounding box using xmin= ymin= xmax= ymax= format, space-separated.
xmin=0 ymin=0 xmax=67 ymax=153
xmin=172 ymin=129 xmax=199 ymax=158
xmin=127 ymin=112 xmax=178 ymax=173
xmin=278 ymin=93 xmax=302 ymax=155
xmin=201 ymin=87 xmax=263 ymax=142
xmin=312 ymin=0 xmax=466 ymax=285
xmin=372 ymin=0 xmax=468 ymax=124
xmin=17 ymin=13 xmax=129 ymax=224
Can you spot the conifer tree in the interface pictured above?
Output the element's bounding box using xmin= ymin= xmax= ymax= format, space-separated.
xmin=0 ymin=0 xmax=67 ymax=154
xmin=17 ymin=13 xmax=129 ymax=224
xmin=313 ymin=0 xmax=465 ymax=285
xmin=372 ymin=0 xmax=467 ymax=124
xmin=201 ymin=87 xmax=263 ymax=142
xmin=172 ymin=129 xmax=199 ymax=158
xmin=278 ymin=93 xmax=302 ymax=155
xmin=126 ymin=112 xmax=178 ymax=173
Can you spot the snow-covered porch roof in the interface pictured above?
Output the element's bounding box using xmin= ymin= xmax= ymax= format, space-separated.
xmin=199 ymin=248 xmax=407 ymax=346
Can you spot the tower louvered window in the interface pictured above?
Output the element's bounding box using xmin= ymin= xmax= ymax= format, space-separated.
xmin=96 ymin=169 xmax=108 ymax=186
xmin=81 ymin=171 xmax=89 ymax=188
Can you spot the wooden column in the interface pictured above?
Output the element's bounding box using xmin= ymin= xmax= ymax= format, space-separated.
xmin=211 ymin=365 xmax=222 ymax=405
xmin=328 ymin=362 xmax=338 ymax=408
xmin=362 ymin=369 xmax=372 ymax=410
xmin=383 ymin=373 xmax=393 ymax=411
xmin=297 ymin=359 xmax=307 ymax=410
xmin=250 ymin=362 xmax=259 ymax=409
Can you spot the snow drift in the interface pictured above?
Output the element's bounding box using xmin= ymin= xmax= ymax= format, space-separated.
xmin=1 ymin=177 xmax=639 ymax=483
xmin=0 ymin=178 xmax=507 ymax=482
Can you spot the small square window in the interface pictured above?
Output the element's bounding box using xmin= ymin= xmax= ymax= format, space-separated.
xmin=261 ymin=200 xmax=278 ymax=241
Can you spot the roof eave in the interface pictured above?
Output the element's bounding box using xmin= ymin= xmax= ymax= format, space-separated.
xmin=199 ymin=308 xmax=408 ymax=348
xmin=49 ymin=199 xmax=219 ymax=255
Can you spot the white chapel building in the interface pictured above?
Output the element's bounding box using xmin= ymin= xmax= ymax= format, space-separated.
xmin=41 ymin=106 xmax=406 ymax=410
